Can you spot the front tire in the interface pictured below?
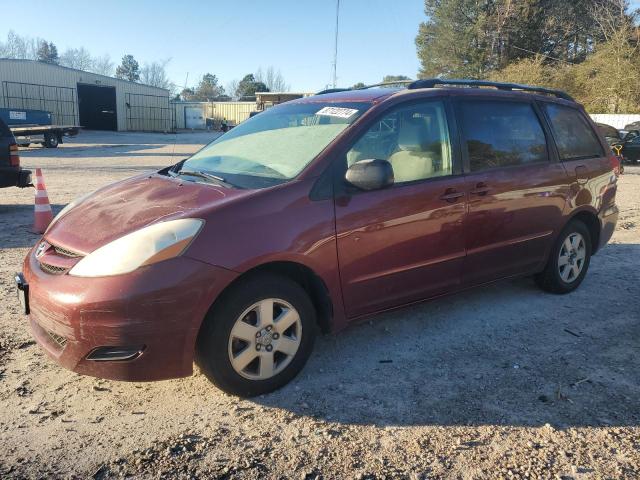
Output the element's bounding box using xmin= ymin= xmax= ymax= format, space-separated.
xmin=195 ymin=273 xmax=317 ymax=397
xmin=535 ymin=220 xmax=592 ymax=294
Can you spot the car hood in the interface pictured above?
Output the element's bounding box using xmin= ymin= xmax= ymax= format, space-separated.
xmin=44 ymin=173 xmax=257 ymax=255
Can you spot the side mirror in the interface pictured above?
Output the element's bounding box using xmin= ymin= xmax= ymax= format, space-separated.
xmin=345 ymin=159 xmax=394 ymax=191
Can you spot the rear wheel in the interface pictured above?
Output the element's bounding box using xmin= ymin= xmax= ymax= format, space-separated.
xmin=535 ymin=220 xmax=592 ymax=294
xmin=44 ymin=133 xmax=59 ymax=148
xmin=195 ymin=273 xmax=317 ymax=397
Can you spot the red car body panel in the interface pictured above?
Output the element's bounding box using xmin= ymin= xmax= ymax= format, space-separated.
xmin=21 ymin=87 xmax=619 ymax=382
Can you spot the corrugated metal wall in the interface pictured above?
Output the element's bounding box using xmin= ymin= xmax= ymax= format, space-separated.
xmin=0 ymin=59 xmax=171 ymax=131
xmin=172 ymin=101 xmax=257 ymax=129
xmin=590 ymin=114 xmax=640 ymax=130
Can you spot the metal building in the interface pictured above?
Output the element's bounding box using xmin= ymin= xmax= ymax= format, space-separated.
xmin=0 ymin=59 xmax=172 ymax=132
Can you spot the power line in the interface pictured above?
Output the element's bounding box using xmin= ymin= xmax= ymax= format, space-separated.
xmin=511 ymin=45 xmax=575 ymax=64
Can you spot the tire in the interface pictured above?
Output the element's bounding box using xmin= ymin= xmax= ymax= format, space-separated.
xmin=44 ymin=133 xmax=59 ymax=148
xmin=535 ymin=220 xmax=592 ymax=294
xmin=195 ymin=273 xmax=317 ymax=397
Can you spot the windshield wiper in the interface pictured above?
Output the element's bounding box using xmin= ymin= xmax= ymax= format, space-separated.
xmin=173 ymin=169 xmax=235 ymax=188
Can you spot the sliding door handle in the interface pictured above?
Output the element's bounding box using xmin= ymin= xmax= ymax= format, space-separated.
xmin=439 ymin=189 xmax=464 ymax=203
xmin=470 ymin=182 xmax=490 ymax=196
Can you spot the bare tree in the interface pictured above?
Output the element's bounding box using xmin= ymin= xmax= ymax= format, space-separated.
xmin=140 ymin=59 xmax=176 ymax=92
xmin=225 ymin=79 xmax=240 ymax=100
xmin=0 ymin=31 xmax=38 ymax=59
xmin=255 ymin=66 xmax=289 ymax=92
xmin=91 ymin=55 xmax=115 ymax=77
xmin=60 ymin=47 xmax=94 ymax=71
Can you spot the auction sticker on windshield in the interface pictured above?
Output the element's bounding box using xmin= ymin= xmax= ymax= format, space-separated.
xmin=316 ymin=107 xmax=359 ymax=119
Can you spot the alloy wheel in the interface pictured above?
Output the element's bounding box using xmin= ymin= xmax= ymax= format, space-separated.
xmin=558 ymin=232 xmax=586 ymax=283
xmin=227 ymin=298 xmax=302 ymax=380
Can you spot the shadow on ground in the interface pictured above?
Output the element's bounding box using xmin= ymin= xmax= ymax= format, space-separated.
xmin=252 ymin=243 xmax=640 ymax=428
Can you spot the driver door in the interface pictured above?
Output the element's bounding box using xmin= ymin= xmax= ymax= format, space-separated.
xmin=334 ymin=99 xmax=467 ymax=318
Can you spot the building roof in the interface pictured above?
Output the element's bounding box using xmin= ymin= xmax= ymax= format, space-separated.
xmin=0 ymin=58 xmax=169 ymax=93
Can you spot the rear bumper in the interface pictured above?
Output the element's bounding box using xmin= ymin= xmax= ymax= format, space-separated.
xmin=599 ymin=205 xmax=618 ymax=250
xmin=0 ymin=166 xmax=31 ymax=188
xmin=22 ymin=249 xmax=238 ymax=381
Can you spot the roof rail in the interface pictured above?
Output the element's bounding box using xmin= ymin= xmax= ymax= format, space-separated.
xmin=315 ymin=81 xmax=412 ymax=95
xmin=407 ymin=78 xmax=574 ymax=101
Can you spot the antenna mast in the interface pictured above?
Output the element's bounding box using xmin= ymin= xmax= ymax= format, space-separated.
xmin=331 ymin=0 xmax=340 ymax=88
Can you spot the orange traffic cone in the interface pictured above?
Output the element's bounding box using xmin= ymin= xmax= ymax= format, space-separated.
xmin=33 ymin=168 xmax=53 ymax=234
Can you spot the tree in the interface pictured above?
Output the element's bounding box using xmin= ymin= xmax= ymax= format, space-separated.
xmin=91 ymin=55 xmax=115 ymax=77
xmin=179 ymin=87 xmax=196 ymax=101
xmin=140 ymin=59 xmax=175 ymax=92
xmin=235 ymin=74 xmax=269 ymax=100
xmin=36 ymin=40 xmax=59 ymax=64
xmin=352 ymin=82 xmax=366 ymax=89
xmin=255 ymin=67 xmax=289 ymax=92
xmin=414 ymin=0 xmax=629 ymax=79
xmin=60 ymin=47 xmax=93 ymax=71
xmin=191 ymin=73 xmax=226 ymax=101
xmin=382 ymin=75 xmax=411 ymax=83
xmin=0 ymin=31 xmax=38 ymax=59
xmin=116 ymin=54 xmax=140 ymax=82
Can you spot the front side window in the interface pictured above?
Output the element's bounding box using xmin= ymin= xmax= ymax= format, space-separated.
xmin=460 ymin=101 xmax=548 ymax=172
xmin=544 ymin=104 xmax=603 ymax=160
xmin=347 ymin=101 xmax=452 ymax=183
xmin=184 ymin=102 xmax=371 ymax=188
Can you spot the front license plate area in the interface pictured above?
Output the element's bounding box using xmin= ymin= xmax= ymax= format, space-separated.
xmin=15 ymin=273 xmax=29 ymax=315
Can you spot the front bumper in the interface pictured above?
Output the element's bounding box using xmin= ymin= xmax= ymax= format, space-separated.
xmin=22 ymin=250 xmax=237 ymax=381
xmin=0 ymin=166 xmax=32 ymax=188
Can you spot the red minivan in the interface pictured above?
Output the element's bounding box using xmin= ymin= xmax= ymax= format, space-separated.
xmin=17 ymin=80 xmax=618 ymax=396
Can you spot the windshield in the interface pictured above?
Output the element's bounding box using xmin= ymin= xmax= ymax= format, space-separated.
xmin=182 ymin=101 xmax=371 ymax=188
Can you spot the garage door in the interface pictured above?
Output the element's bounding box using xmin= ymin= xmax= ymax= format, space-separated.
xmin=185 ymin=107 xmax=205 ymax=129
xmin=77 ymin=84 xmax=117 ymax=131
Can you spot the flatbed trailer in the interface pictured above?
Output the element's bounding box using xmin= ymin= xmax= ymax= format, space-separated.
xmin=11 ymin=124 xmax=81 ymax=148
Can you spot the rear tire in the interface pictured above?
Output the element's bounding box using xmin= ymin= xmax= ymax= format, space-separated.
xmin=44 ymin=133 xmax=59 ymax=148
xmin=535 ymin=220 xmax=592 ymax=294
xmin=195 ymin=273 xmax=317 ymax=397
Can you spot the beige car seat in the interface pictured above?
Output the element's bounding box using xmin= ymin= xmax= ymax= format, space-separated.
xmin=387 ymin=119 xmax=437 ymax=183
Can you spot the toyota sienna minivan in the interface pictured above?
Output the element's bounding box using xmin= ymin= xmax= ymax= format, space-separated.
xmin=16 ymin=79 xmax=619 ymax=397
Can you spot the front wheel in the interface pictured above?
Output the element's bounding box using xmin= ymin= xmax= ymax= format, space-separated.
xmin=535 ymin=220 xmax=592 ymax=294
xmin=196 ymin=273 xmax=317 ymax=397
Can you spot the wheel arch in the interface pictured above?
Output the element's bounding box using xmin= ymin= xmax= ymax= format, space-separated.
xmin=567 ymin=209 xmax=601 ymax=255
xmin=204 ymin=261 xmax=334 ymax=335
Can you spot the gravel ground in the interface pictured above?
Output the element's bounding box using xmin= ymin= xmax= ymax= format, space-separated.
xmin=1 ymin=131 xmax=639 ymax=479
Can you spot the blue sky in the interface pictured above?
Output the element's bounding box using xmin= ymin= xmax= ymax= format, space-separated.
xmin=1 ymin=0 xmax=425 ymax=92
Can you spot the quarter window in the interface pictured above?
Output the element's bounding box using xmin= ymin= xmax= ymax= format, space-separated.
xmin=346 ymin=101 xmax=453 ymax=183
xmin=460 ymin=101 xmax=548 ymax=172
xmin=544 ymin=104 xmax=603 ymax=160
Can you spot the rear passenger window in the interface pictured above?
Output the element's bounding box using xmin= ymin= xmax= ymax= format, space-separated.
xmin=460 ymin=101 xmax=548 ymax=171
xmin=544 ymin=104 xmax=603 ymax=160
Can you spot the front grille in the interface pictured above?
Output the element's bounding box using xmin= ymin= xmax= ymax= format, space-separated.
xmin=39 ymin=263 xmax=67 ymax=275
xmin=46 ymin=330 xmax=67 ymax=349
xmin=53 ymin=246 xmax=81 ymax=258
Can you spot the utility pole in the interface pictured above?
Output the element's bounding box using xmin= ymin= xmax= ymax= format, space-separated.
xmin=331 ymin=0 xmax=340 ymax=88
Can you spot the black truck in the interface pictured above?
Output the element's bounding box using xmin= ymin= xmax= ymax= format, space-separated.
xmin=0 ymin=108 xmax=80 ymax=148
xmin=0 ymin=116 xmax=31 ymax=188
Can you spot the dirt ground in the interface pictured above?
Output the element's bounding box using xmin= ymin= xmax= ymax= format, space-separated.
xmin=1 ymin=131 xmax=638 ymax=479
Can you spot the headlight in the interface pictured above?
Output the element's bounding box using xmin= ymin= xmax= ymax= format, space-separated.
xmin=69 ymin=218 xmax=204 ymax=277
xmin=45 ymin=190 xmax=94 ymax=233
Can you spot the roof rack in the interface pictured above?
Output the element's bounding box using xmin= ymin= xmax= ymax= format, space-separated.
xmin=316 ymin=80 xmax=412 ymax=95
xmin=407 ymin=78 xmax=574 ymax=101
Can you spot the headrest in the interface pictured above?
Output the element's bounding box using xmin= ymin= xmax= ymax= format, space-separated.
xmin=397 ymin=116 xmax=433 ymax=152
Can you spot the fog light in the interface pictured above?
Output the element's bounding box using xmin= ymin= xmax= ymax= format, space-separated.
xmin=86 ymin=346 xmax=145 ymax=362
